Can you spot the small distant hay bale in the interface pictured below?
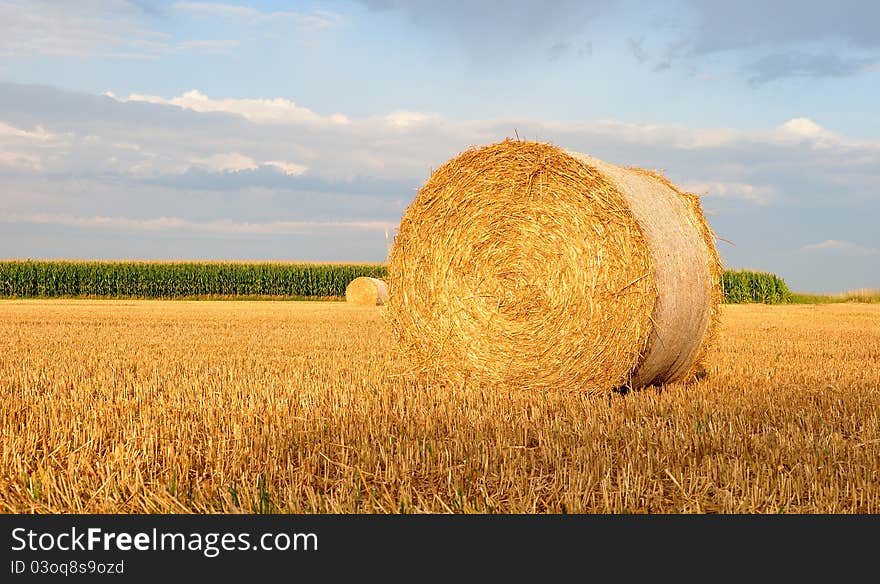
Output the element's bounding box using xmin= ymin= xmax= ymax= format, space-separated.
xmin=346 ymin=277 xmax=389 ymax=306
xmin=385 ymin=139 xmax=721 ymax=393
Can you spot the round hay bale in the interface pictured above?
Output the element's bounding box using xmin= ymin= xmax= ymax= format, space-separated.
xmin=385 ymin=139 xmax=721 ymax=392
xmin=346 ymin=277 xmax=389 ymax=306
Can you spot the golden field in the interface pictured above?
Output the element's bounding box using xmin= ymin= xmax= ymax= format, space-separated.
xmin=1 ymin=300 xmax=878 ymax=513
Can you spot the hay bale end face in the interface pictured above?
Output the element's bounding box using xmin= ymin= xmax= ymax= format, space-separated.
xmin=386 ymin=140 xmax=721 ymax=393
xmin=346 ymin=277 xmax=389 ymax=306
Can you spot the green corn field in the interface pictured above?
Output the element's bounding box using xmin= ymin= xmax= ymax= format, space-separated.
xmin=0 ymin=261 xmax=790 ymax=304
xmin=0 ymin=260 xmax=387 ymax=299
xmin=721 ymin=269 xmax=791 ymax=304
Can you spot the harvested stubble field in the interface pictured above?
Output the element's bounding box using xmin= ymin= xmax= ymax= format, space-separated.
xmin=1 ymin=300 xmax=878 ymax=513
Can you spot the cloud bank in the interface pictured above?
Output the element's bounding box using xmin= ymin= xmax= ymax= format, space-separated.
xmin=0 ymin=81 xmax=877 ymax=290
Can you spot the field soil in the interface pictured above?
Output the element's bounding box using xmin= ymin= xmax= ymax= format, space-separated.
xmin=1 ymin=300 xmax=878 ymax=513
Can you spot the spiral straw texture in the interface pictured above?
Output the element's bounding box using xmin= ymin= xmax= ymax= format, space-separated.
xmin=386 ymin=140 xmax=720 ymax=393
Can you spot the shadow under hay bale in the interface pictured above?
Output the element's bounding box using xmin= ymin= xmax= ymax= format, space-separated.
xmin=385 ymin=139 xmax=721 ymax=393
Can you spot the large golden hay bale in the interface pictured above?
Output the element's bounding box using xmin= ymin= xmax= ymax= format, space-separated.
xmin=346 ymin=277 xmax=389 ymax=306
xmin=386 ymin=140 xmax=721 ymax=392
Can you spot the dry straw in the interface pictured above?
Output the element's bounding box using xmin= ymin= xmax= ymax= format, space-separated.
xmin=385 ymin=139 xmax=721 ymax=393
xmin=346 ymin=277 xmax=389 ymax=306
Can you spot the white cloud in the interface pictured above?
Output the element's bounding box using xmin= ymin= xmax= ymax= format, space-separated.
xmin=0 ymin=1 xmax=155 ymax=58
xmin=173 ymin=2 xmax=344 ymax=29
xmin=772 ymin=117 xmax=842 ymax=149
xmin=577 ymin=116 xmax=868 ymax=153
xmin=116 ymin=89 xmax=350 ymax=126
xmin=384 ymin=111 xmax=441 ymax=129
xmin=296 ymin=11 xmax=345 ymax=30
xmin=0 ymin=212 xmax=393 ymax=234
xmin=0 ymin=1 xmax=239 ymax=59
xmin=190 ymin=152 xmax=259 ymax=173
xmin=769 ymin=117 xmax=880 ymax=155
xmin=0 ymin=150 xmax=43 ymax=170
xmin=801 ymin=240 xmax=880 ymax=255
xmin=7 ymin=83 xmax=880 ymax=221
xmin=780 ymin=117 xmax=827 ymax=138
xmin=550 ymin=119 xmax=741 ymax=150
xmin=174 ymin=39 xmax=240 ymax=54
xmin=682 ymin=181 xmax=777 ymax=205
xmin=14 ymin=84 xmax=880 ymax=206
xmin=173 ymin=2 xmax=257 ymax=19
xmin=185 ymin=154 xmax=308 ymax=175
xmin=263 ymin=160 xmax=308 ymax=176
xmin=0 ymin=120 xmax=63 ymax=170
xmin=0 ymin=121 xmax=56 ymax=142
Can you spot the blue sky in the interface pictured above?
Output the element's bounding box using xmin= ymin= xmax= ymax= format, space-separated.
xmin=1 ymin=0 xmax=878 ymax=292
